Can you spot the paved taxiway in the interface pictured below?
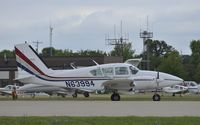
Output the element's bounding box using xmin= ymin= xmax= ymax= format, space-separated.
xmin=0 ymin=101 xmax=200 ymax=116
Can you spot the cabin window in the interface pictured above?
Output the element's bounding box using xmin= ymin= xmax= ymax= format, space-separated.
xmin=129 ymin=66 xmax=139 ymax=74
xmin=102 ymin=67 xmax=113 ymax=76
xmin=90 ymin=68 xmax=103 ymax=76
xmin=115 ymin=67 xmax=129 ymax=75
xmin=175 ymin=86 xmax=179 ymax=89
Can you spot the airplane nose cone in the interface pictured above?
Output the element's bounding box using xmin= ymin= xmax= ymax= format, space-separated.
xmin=159 ymin=72 xmax=184 ymax=87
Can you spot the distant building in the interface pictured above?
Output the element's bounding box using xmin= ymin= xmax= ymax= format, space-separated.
xmin=0 ymin=56 xmax=123 ymax=87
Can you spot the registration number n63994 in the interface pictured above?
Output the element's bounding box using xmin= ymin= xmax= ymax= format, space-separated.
xmin=65 ymin=80 xmax=95 ymax=88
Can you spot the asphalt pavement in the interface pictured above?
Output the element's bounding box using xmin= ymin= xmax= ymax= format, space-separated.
xmin=0 ymin=101 xmax=200 ymax=116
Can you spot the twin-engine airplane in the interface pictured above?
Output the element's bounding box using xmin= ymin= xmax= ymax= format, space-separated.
xmin=15 ymin=43 xmax=183 ymax=101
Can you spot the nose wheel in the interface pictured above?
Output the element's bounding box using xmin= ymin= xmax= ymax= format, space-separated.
xmin=111 ymin=93 xmax=120 ymax=101
xmin=152 ymin=94 xmax=161 ymax=101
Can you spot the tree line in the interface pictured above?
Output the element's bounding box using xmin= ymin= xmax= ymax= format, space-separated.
xmin=1 ymin=40 xmax=200 ymax=82
xmin=139 ymin=39 xmax=200 ymax=82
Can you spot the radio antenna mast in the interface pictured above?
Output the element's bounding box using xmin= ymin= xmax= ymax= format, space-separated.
xmin=49 ymin=24 xmax=53 ymax=56
xmin=33 ymin=41 xmax=43 ymax=53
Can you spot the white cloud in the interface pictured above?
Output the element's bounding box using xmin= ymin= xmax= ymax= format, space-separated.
xmin=0 ymin=0 xmax=200 ymax=54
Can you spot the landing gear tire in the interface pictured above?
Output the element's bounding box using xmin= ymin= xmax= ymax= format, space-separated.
xmin=72 ymin=93 xmax=77 ymax=98
xmin=61 ymin=95 xmax=66 ymax=98
xmin=153 ymin=94 xmax=161 ymax=101
xmin=83 ymin=92 xmax=89 ymax=98
xmin=111 ymin=93 xmax=120 ymax=101
xmin=31 ymin=93 xmax=35 ymax=98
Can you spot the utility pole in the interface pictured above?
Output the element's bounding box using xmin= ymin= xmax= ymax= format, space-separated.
xmin=49 ymin=24 xmax=53 ymax=56
xmin=32 ymin=41 xmax=43 ymax=53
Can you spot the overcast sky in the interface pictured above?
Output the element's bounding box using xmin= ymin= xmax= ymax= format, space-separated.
xmin=0 ymin=0 xmax=200 ymax=55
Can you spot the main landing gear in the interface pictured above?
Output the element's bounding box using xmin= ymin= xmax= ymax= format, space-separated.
xmin=72 ymin=92 xmax=77 ymax=98
xmin=83 ymin=92 xmax=90 ymax=98
xmin=111 ymin=91 xmax=120 ymax=101
xmin=72 ymin=91 xmax=90 ymax=98
xmin=152 ymin=93 xmax=161 ymax=101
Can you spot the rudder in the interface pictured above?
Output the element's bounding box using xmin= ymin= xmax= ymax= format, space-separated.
xmin=15 ymin=43 xmax=50 ymax=76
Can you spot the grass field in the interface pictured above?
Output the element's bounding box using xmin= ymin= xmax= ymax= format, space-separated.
xmin=0 ymin=116 xmax=200 ymax=125
xmin=1 ymin=93 xmax=200 ymax=101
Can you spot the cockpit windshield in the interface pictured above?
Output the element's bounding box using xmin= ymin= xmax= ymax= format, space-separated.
xmin=129 ymin=66 xmax=139 ymax=75
xmin=115 ymin=67 xmax=129 ymax=75
xmin=190 ymin=82 xmax=197 ymax=86
xmin=7 ymin=85 xmax=12 ymax=90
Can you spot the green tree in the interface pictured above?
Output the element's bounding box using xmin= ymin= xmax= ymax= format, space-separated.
xmin=193 ymin=63 xmax=200 ymax=83
xmin=77 ymin=50 xmax=107 ymax=56
xmin=158 ymin=51 xmax=187 ymax=79
xmin=190 ymin=40 xmax=200 ymax=66
xmin=110 ymin=42 xmax=135 ymax=61
xmin=146 ymin=39 xmax=175 ymax=56
xmin=0 ymin=50 xmax=15 ymax=57
xmin=63 ymin=49 xmax=74 ymax=56
xmin=145 ymin=39 xmax=176 ymax=70
xmin=41 ymin=47 xmax=107 ymax=57
xmin=41 ymin=47 xmax=56 ymax=57
xmin=189 ymin=40 xmax=200 ymax=81
xmin=181 ymin=55 xmax=194 ymax=80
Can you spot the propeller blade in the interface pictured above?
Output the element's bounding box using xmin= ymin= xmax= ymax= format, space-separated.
xmin=156 ymin=71 xmax=160 ymax=89
xmin=157 ymin=71 xmax=159 ymax=79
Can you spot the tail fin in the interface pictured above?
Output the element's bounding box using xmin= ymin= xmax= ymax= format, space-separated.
xmin=15 ymin=43 xmax=50 ymax=77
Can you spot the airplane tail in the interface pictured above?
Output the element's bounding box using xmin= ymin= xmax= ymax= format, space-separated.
xmin=15 ymin=43 xmax=51 ymax=78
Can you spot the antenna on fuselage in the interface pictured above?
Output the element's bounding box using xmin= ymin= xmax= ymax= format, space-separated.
xmin=70 ymin=62 xmax=77 ymax=69
xmin=91 ymin=59 xmax=99 ymax=66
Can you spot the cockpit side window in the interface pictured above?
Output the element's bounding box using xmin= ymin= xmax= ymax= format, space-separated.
xmin=115 ymin=67 xmax=129 ymax=75
xmin=102 ymin=67 xmax=113 ymax=76
xmin=90 ymin=68 xmax=103 ymax=76
xmin=129 ymin=66 xmax=139 ymax=75
xmin=8 ymin=86 xmax=12 ymax=90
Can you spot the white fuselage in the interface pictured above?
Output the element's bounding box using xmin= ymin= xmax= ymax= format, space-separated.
xmin=18 ymin=63 xmax=183 ymax=93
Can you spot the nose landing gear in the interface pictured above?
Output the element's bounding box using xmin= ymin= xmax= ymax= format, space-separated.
xmin=111 ymin=91 xmax=120 ymax=101
xmin=152 ymin=94 xmax=161 ymax=101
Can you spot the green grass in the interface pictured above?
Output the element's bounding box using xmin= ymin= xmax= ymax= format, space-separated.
xmin=1 ymin=93 xmax=200 ymax=101
xmin=0 ymin=116 xmax=199 ymax=125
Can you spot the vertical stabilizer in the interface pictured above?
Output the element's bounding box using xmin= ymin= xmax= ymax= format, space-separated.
xmin=15 ymin=43 xmax=50 ymax=76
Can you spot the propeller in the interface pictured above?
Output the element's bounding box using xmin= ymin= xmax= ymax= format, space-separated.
xmin=157 ymin=71 xmax=159 ymax=79
xmin=156 ymin=71 xmax=160 ymax=91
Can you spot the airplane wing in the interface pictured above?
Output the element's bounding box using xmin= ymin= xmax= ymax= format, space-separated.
xmin=102 ymin=79 xmax=134 ymax=91
xmin=14 ymin=76 xmax=32 ymax=81
xmin=0 ymin=90 xmax=12 ymax=95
